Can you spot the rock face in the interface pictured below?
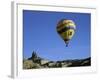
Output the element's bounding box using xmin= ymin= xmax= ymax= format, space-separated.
xmin=23 ymin=51 xmax=91 ymax=69
xmin=23 ymin=60 xmax=33 ymax=69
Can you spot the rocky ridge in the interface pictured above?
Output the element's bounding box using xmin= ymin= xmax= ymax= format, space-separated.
xmin=23 ymin=51 xmax=91 ymax=69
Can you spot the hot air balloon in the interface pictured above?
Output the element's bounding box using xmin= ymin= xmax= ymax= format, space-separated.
xmin=56 ymin=19 xmax=76 ymax=47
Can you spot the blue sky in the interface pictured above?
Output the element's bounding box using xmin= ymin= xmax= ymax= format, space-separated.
xmin=23 ymin=10 xmax=91 ymax=61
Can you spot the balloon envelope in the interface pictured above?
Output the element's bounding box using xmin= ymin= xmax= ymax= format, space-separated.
xmin=56 ymin=19 xmax=76 ymax=46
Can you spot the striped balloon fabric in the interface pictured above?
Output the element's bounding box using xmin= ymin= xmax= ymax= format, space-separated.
xmin=56 ymin=19 xmax=76 ymax=47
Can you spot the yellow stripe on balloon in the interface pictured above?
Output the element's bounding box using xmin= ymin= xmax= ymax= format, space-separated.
xmin=60 ymin=29 xmax=75 ymax=40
